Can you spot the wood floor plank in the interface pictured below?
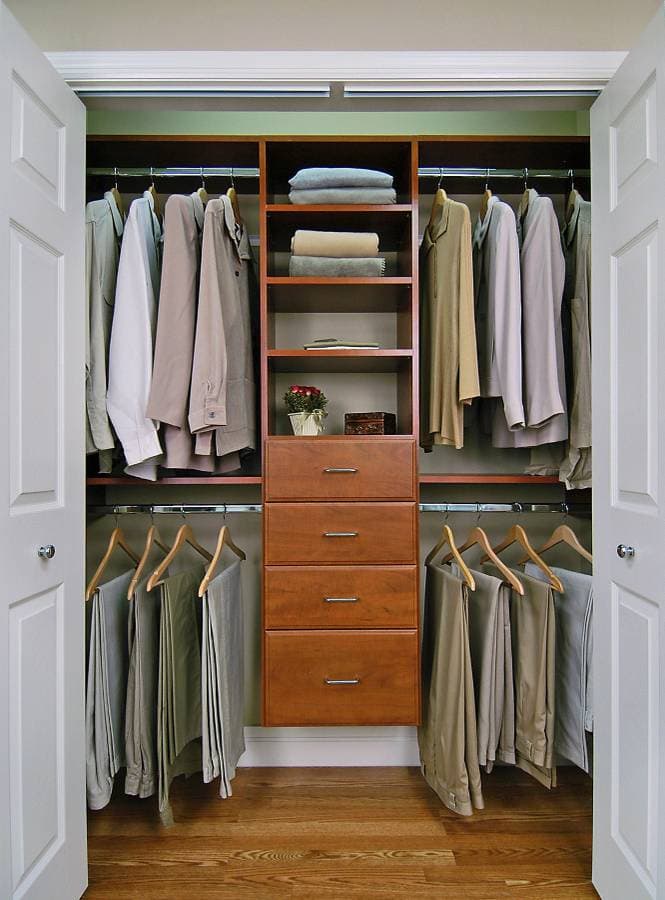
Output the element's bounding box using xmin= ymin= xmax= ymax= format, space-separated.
xmin=85 ymin=766 xmax=597 ymax=899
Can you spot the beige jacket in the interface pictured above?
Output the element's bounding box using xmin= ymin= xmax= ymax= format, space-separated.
xmin=189 ymin=197 xmax=256 ymax=461
xmin=420 ymin=198 xmax=479 ymax=450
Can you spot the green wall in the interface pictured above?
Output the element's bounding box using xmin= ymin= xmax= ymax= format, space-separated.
xmin=87 ymin=108 xmax=590 ymax=136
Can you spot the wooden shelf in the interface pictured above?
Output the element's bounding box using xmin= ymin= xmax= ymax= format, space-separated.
xmin=267 ymin=349 xmax=413 ymax=373
xmin=87 ymin=476 xmax=263 ymax=486
xmin=419 ymin=474 xmax=561 ymax=485
xmin=266 ymin=204 xmax=413 ymax=214
xmin=267 ymin=276 xmax=412 ymax=286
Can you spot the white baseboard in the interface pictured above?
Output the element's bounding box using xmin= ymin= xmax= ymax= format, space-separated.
xmin=238 ymin=726 xmax=420 ymax=767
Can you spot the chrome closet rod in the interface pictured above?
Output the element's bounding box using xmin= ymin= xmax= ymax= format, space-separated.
xmin=419 ymin=502 xmax=590 ymax=514
xmin=86 ymin=501 xmax=590 ymax=516
xmin=87 ymin=166 xmax=260 ymax=178
xmin=417 ymin=167 xmax=589 ymax=179
xmin=87 ymin=503 xmax=263 ymax=516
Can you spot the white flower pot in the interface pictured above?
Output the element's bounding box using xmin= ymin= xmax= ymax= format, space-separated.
xmin=289 ymin=411 xmax=325 ymax=436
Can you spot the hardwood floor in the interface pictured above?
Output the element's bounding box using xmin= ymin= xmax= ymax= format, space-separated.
xmin=85 ymin=766 xmax=595 ymax=898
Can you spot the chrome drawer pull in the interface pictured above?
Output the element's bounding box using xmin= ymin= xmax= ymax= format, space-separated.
xmin=323 ymin=467 xmax=358 ymax=474
xmin=324 ymin=678 xmax=361 ymax=686
xmin=323 ymin=531 xmax=358 ymax=538
xmin=324 ymin=597 xmax=358 ymax=603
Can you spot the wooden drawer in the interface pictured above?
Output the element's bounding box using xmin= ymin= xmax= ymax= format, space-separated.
xmin=264 ymin=630 xmax=420 ymax=726
xmin=265 ymin=438 xmax=416 ymax=501
xmin=264 ymin=566 xmax=418 ymax=629
xmin=265 ymin=502 xmax=417 ymax=565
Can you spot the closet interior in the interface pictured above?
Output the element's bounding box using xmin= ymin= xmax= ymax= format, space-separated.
xmin=85 ymin=131 xmax=593 ymax=820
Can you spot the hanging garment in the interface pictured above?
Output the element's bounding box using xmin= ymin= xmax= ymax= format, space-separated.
xmin=201 ymin=559 xmax=245 ymax=797
xmin=106 ymin=192 xmax=164 ymax=480
xmin=418 ymin=562 xmax=484 ymax=817
xmin=124 ymin=579 xmax=160 ymax=798
xmin=456 ymin=564 xmax=516 ymax=772
xmin=487 ymin=564 xmax=557 ymax=789
xmin=189 ymin=196 xmax=256 ymax=464
xmin=560 ymin=191 xmax=592 ymax=489
xmin=420 ymin=198 xmax=480 ymax=450
xmin=157 ymin=566 xmax=205 ymax=827
xmin=492 ymin=189 xmax=567 ymax=449
xmin=146 ymin=193 xmax=231 ymax=473
xmin=526 ymin=563 xmax=593 ymax=773
xmin=85 ymin=191 xmax=123 ymax=474
xmin=472 ymin=195 xmax=525 ymax=436
xmin=85 ymin=569 xmax=133 ymax=810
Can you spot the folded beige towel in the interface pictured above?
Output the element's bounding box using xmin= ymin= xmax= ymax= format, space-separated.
xmin=291 ymin=229 xmax=379 ymax=258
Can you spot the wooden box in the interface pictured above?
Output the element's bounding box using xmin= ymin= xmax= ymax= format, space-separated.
xmin=344 ymin=412 xmax=397 ymax=435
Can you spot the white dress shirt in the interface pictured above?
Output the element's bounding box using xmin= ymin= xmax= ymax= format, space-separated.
xmin=107 ymin=192 xmax=163 ymax=479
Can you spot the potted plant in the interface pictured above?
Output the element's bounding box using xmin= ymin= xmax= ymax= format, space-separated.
xmin=284 ymin=384 xmax=328 ymax=435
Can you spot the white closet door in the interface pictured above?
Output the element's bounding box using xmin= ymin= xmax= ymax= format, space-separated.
xmin=591 ymin=5 xmax=665 ymax=899
xmin=0 ymin=4 xmax=86 ymax=899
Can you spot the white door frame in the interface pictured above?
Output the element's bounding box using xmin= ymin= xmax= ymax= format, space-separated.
xmin=45 ymin=49 xmax=624 ymax=97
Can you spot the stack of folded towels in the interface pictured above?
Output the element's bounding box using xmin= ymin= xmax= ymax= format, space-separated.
xmin=288 ymin=167 xmax=396 ymax=205
xmin=289 ymin=229 xmax=385 ymax=277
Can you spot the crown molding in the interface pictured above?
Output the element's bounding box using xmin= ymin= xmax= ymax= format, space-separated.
xmin=46 ymin=49 xmax=626 ymax=95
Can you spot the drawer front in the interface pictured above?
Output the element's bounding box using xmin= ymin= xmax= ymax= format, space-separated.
xmin=264 ymin=566 xmax=418 ymax=629
xmin=265 ymin=438 xmax=416 ymax=501
xmin=264 ymin=630 xmax=419 ymax=726
xmin=265 ymin=502 xmax=417 ymax=565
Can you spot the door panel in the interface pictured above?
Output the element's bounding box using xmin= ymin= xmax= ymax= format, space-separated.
xmin=0 ymin=4 xmax=86 ymax=899
xmin=591 ymin=6 xmax=665 ymax=898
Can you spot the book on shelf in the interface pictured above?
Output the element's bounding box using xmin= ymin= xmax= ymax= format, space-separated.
xmin=304 ymin=338 xmax=380 ymax=350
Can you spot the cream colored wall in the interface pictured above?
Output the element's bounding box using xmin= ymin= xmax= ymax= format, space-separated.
xmin=7 ymin=0 xmax=661 ymax=50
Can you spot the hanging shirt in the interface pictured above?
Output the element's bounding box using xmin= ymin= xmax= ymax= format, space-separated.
xmin=472 ymin=195 xmax=525 ymax=435
xmin=492 ymin=189 xmax=568 ymax=448
xmin=85 ymin=191 xmax=123 ymax=473
xmin=420 ymin=197 xmax=479 ymax=450
xmin=107 ymin=192 xmax=164 ymax=480
xmin=559 ymin=191 xmax=592 ymax=489
xmin=146 ymin=193 xmax=220 ymax=472
xmin=189 ymin=196 xmax=256 ymax=464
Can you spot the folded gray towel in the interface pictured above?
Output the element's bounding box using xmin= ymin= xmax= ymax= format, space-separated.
xmin=289 ymin=256 xmax=386 ymax=277
xmin=289 ymin=187 xmax=397 ymax=205
xmin=289 ymin=167 xmax=393 ymax=190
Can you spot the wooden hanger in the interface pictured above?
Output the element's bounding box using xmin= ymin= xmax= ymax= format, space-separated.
xmin=197 ymin=167 xmax=209 ymax=206
xmin=479 ymin=168 xmax=492 ymax=221
xmin=443 ymin=525 xmax=524 ymax=595
xmin=110 ymin=167 xmax=125 ymax=220
xmin=198 ymin=524 xmax=246 ymax=598
xmin=146 ymin=523 xmax=213 ymax=592
xmin=227 ymin=169 xmax=243 ymax=226
xmin=147 ymin=168 xmax=161 ymax=220
xmin=86 ymin=527 xmax=141 ymax=602
xmin=482 ymin=524 xmax=564 ymax=593
xmin=127 ymin=524 xmax=171 ymax=600
xmin=520 ymin=168 xmax=531 ymax=218
xmin=565 ymin=180 xmax=579 ymax=225
xmin=427 ymin=170 xmax=447 ymax=229
xmin=520 ymin=523 xmax=593 ymax=566
xmin=424 ymin=524 xmax=475 ymax=591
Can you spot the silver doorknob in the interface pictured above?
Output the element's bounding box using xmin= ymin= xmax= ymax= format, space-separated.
xmin=37 ymin=544 xmax=56 ymax=560
xmin=616 ymin=544 xmax=635 ymax=559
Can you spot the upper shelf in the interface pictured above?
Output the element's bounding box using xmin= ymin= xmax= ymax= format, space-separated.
xmin=267 ymin=348 xmax=413 ymax=373
xmin=265 ymin=204 xmax=413 ymax=214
